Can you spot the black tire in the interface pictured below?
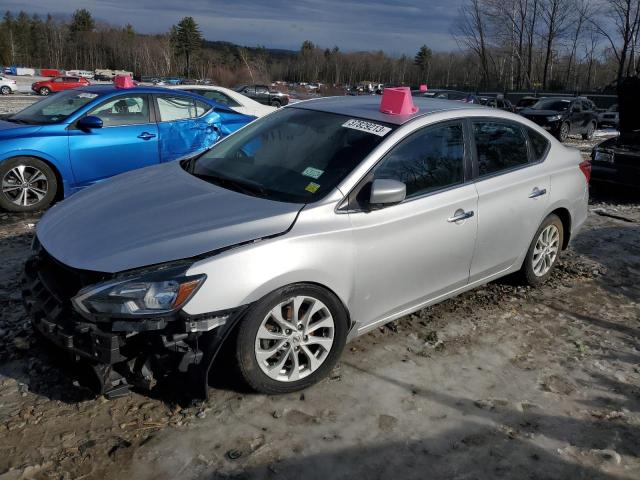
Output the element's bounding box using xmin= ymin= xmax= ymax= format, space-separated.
xmin=235 ymin=284 xmax=348 ymax=394
xmin=270 ymin=99 xmax=282 ymax=108
xmin=0 ymin=86 xmax=10 ymax=95
xmin=557 ymin=122 xmax=569 ymax=142
xmin=39 ymin=87 xmax=50 ymax=96
xmin=0 ymin=157 xmax=58 ymax=212
xmin=519 ymin=214 xmax=564 ymax=286
xmin=582 ymin=122 xmax=595 ymax=140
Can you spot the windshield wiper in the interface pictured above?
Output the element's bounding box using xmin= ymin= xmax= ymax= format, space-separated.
xmin=193 ymin=172 xmax=267 ymax=197
xmin=4 ymin=118 xmax=32 ymax=124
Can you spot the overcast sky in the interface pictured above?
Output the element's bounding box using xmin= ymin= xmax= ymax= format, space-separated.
xmin=4 ymin=0 xmax=465 ymax=55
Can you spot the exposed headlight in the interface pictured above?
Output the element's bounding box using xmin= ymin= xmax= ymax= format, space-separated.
xmin=546 ymin=115 xmax=562 ymax=121
xmin=594 ymin=150 xmax=614 ymax=163
xmin=73 ymin=266 xmax=205 ymax=318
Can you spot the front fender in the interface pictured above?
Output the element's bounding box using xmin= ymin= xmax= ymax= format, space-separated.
xmin=182 ymin=216 xmax=355 ymax=319
xmin=0 ymin=138 xmax=74 ymax=197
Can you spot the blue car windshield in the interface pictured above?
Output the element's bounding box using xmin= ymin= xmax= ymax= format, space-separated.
xmin=8 ymin=90 xmax=99 ymax=125
xmin=189 ymin=108 xmax=395 ymax=203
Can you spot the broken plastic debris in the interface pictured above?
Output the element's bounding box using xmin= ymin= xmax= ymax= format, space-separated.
xmin=380 ymin=87 xmax=419 ymax=115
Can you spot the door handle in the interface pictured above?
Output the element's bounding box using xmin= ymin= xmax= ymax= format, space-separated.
xmin=529 ymin=187 xmax=547 ymax=198
xmin=447 ymin=209 xmax=474 ymax=223
xmin=137 ymin=132 xmax=156 ymax=140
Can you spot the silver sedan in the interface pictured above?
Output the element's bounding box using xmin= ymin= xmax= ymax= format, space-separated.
xmin=25 ymin=95 xmax=589 ymax=398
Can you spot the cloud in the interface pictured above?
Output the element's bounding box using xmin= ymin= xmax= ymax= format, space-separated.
xmin=4 ymin=0 xmax=465 ymax=54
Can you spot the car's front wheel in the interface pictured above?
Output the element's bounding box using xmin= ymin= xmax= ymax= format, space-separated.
xmin=557 ymin=122 xmax=569 ymax=142
xmin=582 ymin=122 xmax=596 ymax=140
xmin=520 ymin=214 xmax=564 ymax=286
xmin=270 ymin=99 xmax=282 ymax=108
xmin=0 ymin=157 xmax=57 ymax=212
xmin=0 ymin=86 xmax=10 ymax=95
xmin=39 ymin=87 xmax=50 ymax=96
xmin=235 ymin=284 xmax=348 ymax=394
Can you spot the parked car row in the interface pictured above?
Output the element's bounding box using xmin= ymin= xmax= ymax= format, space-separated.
xmin=234 ymin=84 xmax=290 ymax=107
xmin=0 ymin=85 xmax=255 ymax=211
xmin=1 ymin=85 xmax=591 ymax=399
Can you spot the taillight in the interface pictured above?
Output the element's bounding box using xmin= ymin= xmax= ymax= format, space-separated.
xmin=579 ymin=160 xmax=591 ymax=183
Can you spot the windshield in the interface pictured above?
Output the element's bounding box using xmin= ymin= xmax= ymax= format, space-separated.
xmin=189 ymin=108 xmax=395 ymax=203
xmin=531 ymin=99 xmax=570 ymax=111
xmin=8 ymin=90 xmax=99 ymax=125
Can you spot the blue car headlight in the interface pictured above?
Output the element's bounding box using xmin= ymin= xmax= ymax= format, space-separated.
xmin=546 ymin=115 xmax=562 ymax=122
xmin=73 ymin=269 xmax=205 ymax=318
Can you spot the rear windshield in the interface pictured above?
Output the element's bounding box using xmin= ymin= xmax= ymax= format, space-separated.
xmin=188 ymin=108 xmax=395 ymax=203
xmin=8 ymin=90 xmax=98 ymax=125
xmin=531 ymin=99 xmax=570 ymax=111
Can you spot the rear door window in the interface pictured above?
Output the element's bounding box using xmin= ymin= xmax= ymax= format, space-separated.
xmin=156 ymin=95 xmax=205 ymax=121
xmin=374 ymin=122 xmax=465 ymax=199
xmin=472 ymin=121 xmax=529 ymax=177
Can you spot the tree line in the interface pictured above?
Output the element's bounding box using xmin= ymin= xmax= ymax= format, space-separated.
xmin=0 ymin=4 xmax=634 ymax=91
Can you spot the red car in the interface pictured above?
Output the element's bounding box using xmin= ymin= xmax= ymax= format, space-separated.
xmin=31 ymin=76 xmax=90 ymax=96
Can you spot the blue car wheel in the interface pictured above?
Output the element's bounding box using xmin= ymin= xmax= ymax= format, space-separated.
xmin=0 ymin=157 xmax=58 ymax=212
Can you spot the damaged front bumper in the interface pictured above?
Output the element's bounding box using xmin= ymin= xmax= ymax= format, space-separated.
xmin=21 ymin=249 xmax=245 ymax=399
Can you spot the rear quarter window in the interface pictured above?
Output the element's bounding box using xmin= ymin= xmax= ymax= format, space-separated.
xmin=527 ymin=127 xmax=550 ymax=162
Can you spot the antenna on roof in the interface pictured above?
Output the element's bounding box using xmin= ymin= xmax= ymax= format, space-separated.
xmin=380 ymin=87 xmax=419 ymax=115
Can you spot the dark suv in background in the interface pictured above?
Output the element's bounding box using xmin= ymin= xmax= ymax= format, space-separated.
xmin=235 ymin=85 xmax=289 ymax=107
xmin=519 ymin=97 xmax=597 ymax=142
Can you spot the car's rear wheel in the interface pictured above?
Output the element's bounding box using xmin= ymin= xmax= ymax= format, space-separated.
xmin=557 ymin=122 xmax=569 ymax=142
xmin=0 ymin=86 xmax=10 ymax=95
xmin=235 ymin=284 xmax=347 ymax=394
xmin=0 ymin=157 xmax=57 ymax=212
xmin=39 ymin=87 xmax=50 ymax=96
xmin=270 ymin=99 xmax=282 ymax=108
xmin=582 ymin=122 xmax=595 ymax=140
xmin=520 ymin=214 xmax=563 ymax=286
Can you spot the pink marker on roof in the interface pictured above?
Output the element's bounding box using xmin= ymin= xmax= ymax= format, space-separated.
xmin=379 ymin=87 xmax=419 ymax=115
xmin=419 ymin=84 xmax=428 ymax=92
xmin=114 ymin=75 xmax=135 ymax=89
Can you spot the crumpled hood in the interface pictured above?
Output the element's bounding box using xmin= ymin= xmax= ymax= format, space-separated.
xmin=37 ymin=161 xmax=303 ymax=273
xmin=0 ymin=120 xmax=43 ymax=138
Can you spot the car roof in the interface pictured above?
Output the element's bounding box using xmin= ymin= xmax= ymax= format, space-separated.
xmin=289 ymin=95 xmax=485 ymax=126
xmin=73 ymin=85 xmax=240 ymax=113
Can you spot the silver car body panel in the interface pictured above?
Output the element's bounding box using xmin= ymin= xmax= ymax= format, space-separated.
xmin=183 ymin=100 xmax=588 ymax=342
xmin=36 ymin=161 xmax=302 ymax=273
xmin=36 ymin=96 xmax=588 ymax=341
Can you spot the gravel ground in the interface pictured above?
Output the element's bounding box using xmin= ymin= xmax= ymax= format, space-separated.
xmin=0 ymin=108 xmax=638 ymax=479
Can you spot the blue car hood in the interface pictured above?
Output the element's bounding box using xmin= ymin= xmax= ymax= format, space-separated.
xmin=37 ymin=161 xmax=303 ymax=273
xmin=0 ymin=120 xmax=43 ymax=138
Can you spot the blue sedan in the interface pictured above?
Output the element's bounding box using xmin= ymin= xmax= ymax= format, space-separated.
xmin=0 ymin=85 xmax=255 ymax=211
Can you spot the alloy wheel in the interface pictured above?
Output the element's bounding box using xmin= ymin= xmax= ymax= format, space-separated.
xmin=254 ymin=295 xmax=335 ymax=382
xmin=0 ymin=86 xmax=9 ymax=95
xmin=532 ymin=224 xmax=560 ymax=276
xmin=1 ymin=165 xmax=49 ymax=207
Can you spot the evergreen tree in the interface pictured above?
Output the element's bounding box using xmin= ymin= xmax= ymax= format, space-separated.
xmin=414 ymin=44 xmax=432 ymax=83
xmin=170 ymin=16 xmax=202 ymax=77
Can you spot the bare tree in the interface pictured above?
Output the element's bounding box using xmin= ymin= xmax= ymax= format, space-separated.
xmin=455 ymin=0 xmax=493 ymax=87
xmin=540 ymin=0 xmax=572 ymax=89
xmin=591 ymin=0 xmax=640 ymax=86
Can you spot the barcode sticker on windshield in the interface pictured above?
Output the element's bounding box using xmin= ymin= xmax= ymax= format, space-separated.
xmin=342 ymin=119 xmax=391 ymax=137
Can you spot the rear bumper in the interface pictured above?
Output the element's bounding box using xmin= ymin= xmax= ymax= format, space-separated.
xmin=591 ymin=164 xmax=640 ymax=189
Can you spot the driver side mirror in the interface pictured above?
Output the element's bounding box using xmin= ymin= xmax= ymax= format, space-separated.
xmin=369 ymin=179 xmax=406 ymax=209
xmin=77 ymin=115 xmax=103 ymax=131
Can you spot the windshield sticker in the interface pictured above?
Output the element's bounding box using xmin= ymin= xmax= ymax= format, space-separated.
xmin=302 ymin=167 xmax=324 ymax=179
xmin=77 ymin=93 xmax=98 ymax=99
xmin=305 ymin=182 xmax=320 ymax=193
xmin=342 ymin=119 xmax=391 ymax=137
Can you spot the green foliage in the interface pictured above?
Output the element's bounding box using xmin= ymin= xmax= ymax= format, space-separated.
xmin=170 ymin=16 xmax=203 ymax=76
xmin=69 ymin=8 xmax=94 ymax=34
